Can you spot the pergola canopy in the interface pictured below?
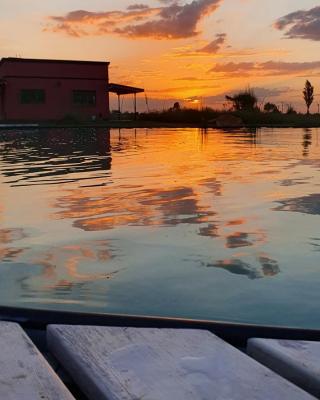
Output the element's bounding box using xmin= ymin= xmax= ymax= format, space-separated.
xmin=108 ymin=83 xmax=144 ymax=96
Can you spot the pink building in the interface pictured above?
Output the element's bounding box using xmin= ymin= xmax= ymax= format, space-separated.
xmin=0 ymin=58 xmax=111 ymax=121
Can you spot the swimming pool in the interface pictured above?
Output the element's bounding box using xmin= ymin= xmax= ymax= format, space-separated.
xmin=0 ymin=127 xmax=319 ymax=328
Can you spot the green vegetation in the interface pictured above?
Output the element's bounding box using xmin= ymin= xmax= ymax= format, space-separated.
xmin=264 ymin=102 xmax=279 ymax=113
xmin=225 ymin=88 xmax=258 ymax=111
xmin=138 ymin=108 xmax=320 ymax=127
xmin=139 ymin=107 xmax=220 ymax=124
xmin=303 ymin=80 xmax=314 ymax=115
xmin=138 ymin=83 xmax=320 ymax=128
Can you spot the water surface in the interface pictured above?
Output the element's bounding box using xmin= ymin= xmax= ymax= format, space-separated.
xmin=0 ymin=127 xmax=320 ymax=328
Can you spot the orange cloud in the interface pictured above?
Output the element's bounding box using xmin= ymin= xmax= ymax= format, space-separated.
xmin=165 ymin=45 xmax=288 ymax=59
xmin=45 ymin=0 xmax=223 ymax=40
xmin=210 ymin=60 xmax=320 ymax=77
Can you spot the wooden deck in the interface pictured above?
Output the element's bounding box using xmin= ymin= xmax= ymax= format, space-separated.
xmin=1 ymin=321 xmax=319 ymax=399
xmin=0 ymin=322 xmax=74 ymax=400
xmin=248 ymin=338 xmax=320 ymax=398
xmin=47 ymin=325 xmax=315 ymax=400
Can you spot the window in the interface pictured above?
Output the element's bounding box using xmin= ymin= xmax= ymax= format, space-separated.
xmin=21 ymin=89 xmax=45 ymax=104
xmin=73 ymin=90 xmax=96 ymax=106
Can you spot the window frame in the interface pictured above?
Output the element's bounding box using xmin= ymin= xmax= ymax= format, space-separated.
xmin=20 ymin=89 xmax=46 ymax=105
xmin=73 ymin=90 xmax=97 ymax=106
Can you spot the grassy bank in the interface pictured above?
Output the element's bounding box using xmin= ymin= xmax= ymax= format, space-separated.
xmin=2 ymin=109 xmax=320 ymax=129
xmin=138 ymin=108 xmax=320 ymax=128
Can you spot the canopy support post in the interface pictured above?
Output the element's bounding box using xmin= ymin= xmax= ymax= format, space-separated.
xmin=117 ymin=94 xmax=121 ymax=120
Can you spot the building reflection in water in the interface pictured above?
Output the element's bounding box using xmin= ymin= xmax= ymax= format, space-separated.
xmin=0 ymin=128 xmax=119 ymax=301
xmin=0 ymin=128 xmax=112 ymax=186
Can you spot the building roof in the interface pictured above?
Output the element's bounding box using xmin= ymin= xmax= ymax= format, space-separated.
xmin=108 ymin=83 xmax=144 ymax=95
xmin=0 ymin=58 xmax=110 ymax=66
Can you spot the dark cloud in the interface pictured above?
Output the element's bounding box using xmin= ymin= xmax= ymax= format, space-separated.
xmin=46 ymin=0 xmax=222 ymax=39
xmin=46 ymin=8 xmax=158 ymax=37
xmin=115 ymin=0 xmax=221 ymax=39
xmin=210 ymin=61 xmax=255 ymax=73
xmin=275 ymin=6 xmax=320 ymax=41
xmin=198 ymin=33 xmax=226 ymax=53
xmin=127 ymin=4 xmax=150 ymax=11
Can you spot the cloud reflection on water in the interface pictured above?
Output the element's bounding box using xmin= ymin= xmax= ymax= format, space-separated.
xmin=0 ymin=228 xmax=29 ymax=262
xmin=2 ymin=127 xmax=320 ymax=314
xmin=206 ymin=254 xmax=280 ymax=280
xmin=274 ymin=194 xmax=320 ymax=215
xmin=0 ymin=231 xmax=119 ymax=300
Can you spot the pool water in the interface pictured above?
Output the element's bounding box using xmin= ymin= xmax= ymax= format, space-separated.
xmin=0 ymin=127 xmax=320 ymax=328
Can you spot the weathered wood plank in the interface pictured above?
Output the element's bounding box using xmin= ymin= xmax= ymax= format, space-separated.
xmin=0 ymin=322 xmax=74 ymax=400
xmin=248 ymin=338 xmax=320 ymax=398
xmin=47 ymin=325 xmax=314 ymax=400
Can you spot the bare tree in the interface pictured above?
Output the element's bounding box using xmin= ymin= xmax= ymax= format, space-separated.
xmin=303 ymin=80 xmax=314 ymax=115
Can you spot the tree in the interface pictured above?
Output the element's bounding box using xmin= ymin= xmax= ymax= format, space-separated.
xmin=303 ymin=80 xmax=314 ymax=115
xmin=286 ymin=104 xmax=297 ymax=115
xmin=226 ymin=89 xmax=257 ymax=111
xmin=264 ymin=102 xmax=279 ymax=113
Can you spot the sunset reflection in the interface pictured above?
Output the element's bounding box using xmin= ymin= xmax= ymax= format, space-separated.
xmin=0 ymin=228 xmax=28 ymax=262
xmin=1 ymin=128 xmax=320 ymax=327
xmin=30 ymin=241 xmax=119 ymax=289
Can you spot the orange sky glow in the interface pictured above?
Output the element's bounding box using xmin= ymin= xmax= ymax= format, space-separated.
xmin=1 ymin=0 xmax=320 ymax=111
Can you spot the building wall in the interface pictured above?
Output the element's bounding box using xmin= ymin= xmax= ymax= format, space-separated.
xmin=0 ymin=86 xmax=4 ymax=120
xmin=0 ymin=59 xmax=110 ymax=121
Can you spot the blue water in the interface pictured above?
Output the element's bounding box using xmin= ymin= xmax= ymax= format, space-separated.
xmin=0 ymin=127 xmax=320 ymax=328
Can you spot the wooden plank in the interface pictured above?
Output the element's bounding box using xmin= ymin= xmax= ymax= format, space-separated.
xmin=0 ymin=322 xmax=74 ymax=400
xmin=47 ymin=325 xmax=314 ymax=400
xmin=248 ymin=338 xmax=320 ymax=398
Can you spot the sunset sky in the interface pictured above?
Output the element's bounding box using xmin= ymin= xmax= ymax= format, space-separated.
xmin=1 ymin=0 xmax=320 ymax=111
